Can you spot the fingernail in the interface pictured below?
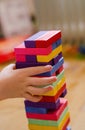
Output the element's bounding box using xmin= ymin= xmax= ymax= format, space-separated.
xmin=52 ymin=76 xmax=57 ymax=81
xmin=47 ymin=85 xmax=53 ymax=90
xmin=45 ymin=65 xmax=53 ymax=70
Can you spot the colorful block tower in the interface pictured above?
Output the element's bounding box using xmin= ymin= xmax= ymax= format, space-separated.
xmin=14 ymin=30 xmax=71 ymax=130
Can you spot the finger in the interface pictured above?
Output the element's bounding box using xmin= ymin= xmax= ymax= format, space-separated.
xmin=27 ymin=76 xmax=57 ymax=86
xmin=24 ymin=92 xmax=42 ymax=102
xmin=26 ymin=86 xmax=53 ymax=96
xmin=16 ymin=65 xmax=52 ymax=76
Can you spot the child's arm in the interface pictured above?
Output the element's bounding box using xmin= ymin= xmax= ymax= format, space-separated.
xmin=0 ymin=64 xmax=56 ymax=102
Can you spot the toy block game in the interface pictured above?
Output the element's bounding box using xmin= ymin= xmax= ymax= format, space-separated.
xmin=14 ymin=30 xmax=71 ymax=130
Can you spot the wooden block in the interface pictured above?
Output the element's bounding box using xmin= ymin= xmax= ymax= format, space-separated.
xmin=24 ymin=98 xmax=60 ymax=109
xmin=28 ymin=113 xmax=70 ymax=130
xmin=56 ymin=65 xmax=64 ymax=75
xmin=26 ymin=98 xmax=68 ymax=120
xmin=54 ymin=52 xmax=62 ymax=63
xmin=15 ymin=42 xmax=62 ymax=63
xmin=62 ymin=118 xmax=70 ymax=130
xmin=25 ymin=31 xmax=47 ymax=48
xmin=15 ymin=55 xmax=26 ymax=62
xmin=15 ymin=51 xmax=62 ymax=64
xmin=37 ymin=45 xmax=62 ymax=62
xmin=16 ymin=61 xmax=48 ymax=69
xmin=60 ymin=88 xmax=67 ymax=97
xmin=25 ymin=30 xmax=61 ymax=48
xmin=41 ymin=83 xmax=66 ymax=102
xmin=35 ymin=30 xmax=61 ymax=48
xmin=50 ymin=57 xmax=64 ymax=75
xmin=28 ymin=107 xmax=69 ymax=126
xmin=52 ymin=39 xmax=62 ymax=50
xmin=25 ymin=106 xmax=47 ymax=114
xmin=26 ymin=55 xmax=37 ymax=63
xmin=53 ymin=70 xmax=64 ymax=87
xmin=14 ymin=42 xmax=53 ymax=55
xmin=25 ymin=31 xmax=61 ymax=48
xmin=16 ymin=59 xmax=52 ymax=68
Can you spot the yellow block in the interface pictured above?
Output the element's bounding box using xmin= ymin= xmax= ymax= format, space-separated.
xmin=37 ymin=45 xmax=62 ymax=62
xmin=28 ymin=112 xmax=70 ymax=130
xmin=42 ymin=76 xmax=65 ymax=96
xmin=59 ymin=112 xmax=70 ymax=130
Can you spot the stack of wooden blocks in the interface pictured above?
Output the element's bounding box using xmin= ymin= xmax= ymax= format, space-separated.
xmin=14 ymin=30 xmax=71 ymax=130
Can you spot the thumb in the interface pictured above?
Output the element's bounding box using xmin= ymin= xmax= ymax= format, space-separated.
xmin=2 ymin=64 xmax=16 ymax=71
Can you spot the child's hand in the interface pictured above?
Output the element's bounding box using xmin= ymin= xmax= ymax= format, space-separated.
xmin=0 ymin=64 xmax=56 ymax=102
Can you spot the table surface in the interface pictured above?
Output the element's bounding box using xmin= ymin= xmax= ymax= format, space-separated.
xmin=0 ymin=59 xmax=85 ymax=130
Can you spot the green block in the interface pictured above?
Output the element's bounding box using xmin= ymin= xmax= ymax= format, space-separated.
xmin=53 ymin=70 xmax=64 ymax=87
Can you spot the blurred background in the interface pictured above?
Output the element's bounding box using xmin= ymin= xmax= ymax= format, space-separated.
xmin=0 ymin=0 xmax=85 ymax=130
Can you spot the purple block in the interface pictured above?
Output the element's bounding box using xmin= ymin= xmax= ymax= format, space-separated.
xmin=60 ymin=88 xmax=67 ymax=97
xmin=54 ymin=52 xmax=62 ymax=63
xmin=16 ymin=60 xmax=53 ymax=68
xmin=24 ymin=98 xmax=60 ymax=109
xmin=24 ymin=41 xmax=36 ymax=48
xmin=26 ymin=55 xmax=37 ymax=63
xmin=25 ymin=31 xmax=47 ymax=48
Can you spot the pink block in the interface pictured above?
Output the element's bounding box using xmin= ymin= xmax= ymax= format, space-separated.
xmin=14 ymin=43 xmax=52 ymax=55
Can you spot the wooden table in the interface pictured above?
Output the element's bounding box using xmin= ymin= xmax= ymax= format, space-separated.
xmin=65 ymin=59 xmax=85 ymax=129
xmin=0 ymin=59 xmax=85 ymax=130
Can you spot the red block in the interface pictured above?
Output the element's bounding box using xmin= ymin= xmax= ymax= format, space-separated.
xmin=56 ymin=65 xmax=64 ymax=75
xmin=36 ymin=31 xmax=61 ymax=48
xmin=41 ymin=83 xmax=66 ymax=102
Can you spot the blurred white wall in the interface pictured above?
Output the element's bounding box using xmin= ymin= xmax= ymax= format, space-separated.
xmin=0 ymin=0 xmax=36 ymax=38
xmin=34 ymin=0 xmax=85 ymax=42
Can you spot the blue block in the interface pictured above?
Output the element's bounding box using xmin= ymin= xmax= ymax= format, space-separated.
xmin=52 ymin=39 xmax=62 ymax=50
xmin=25 ymin=31 xmax=47 ymax=48
xmin=50 ymin=57 xmax=64 ymax=75
xmin=25 ymin=106 xmax=47 ymax=114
